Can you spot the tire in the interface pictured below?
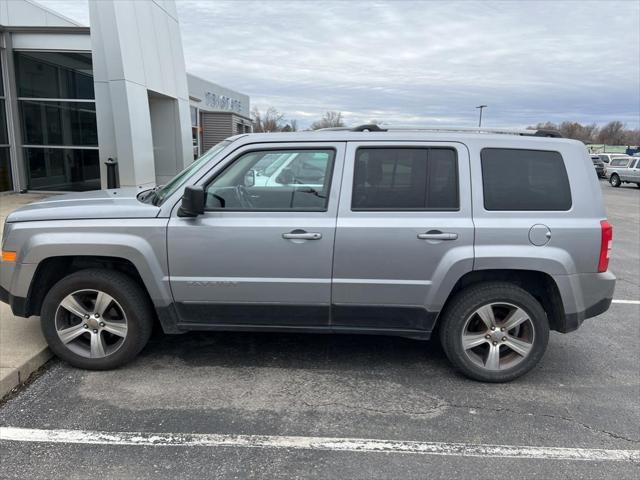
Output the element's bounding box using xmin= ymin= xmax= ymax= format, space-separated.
xmin=439 ymin=282 xmax=549 ymax=382
xmin=610 ymin=174 xmax=621 ymax=187
xmin=40 ymin=269 xmax=154 ymax=370
xmin=636 ymin=183 xmax=640 ymax=188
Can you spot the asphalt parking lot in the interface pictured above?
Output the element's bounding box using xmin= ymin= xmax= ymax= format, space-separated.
xmin=1 ymin=180 xmax=638 ymax=479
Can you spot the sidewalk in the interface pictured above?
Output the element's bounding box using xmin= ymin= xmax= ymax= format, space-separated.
xmin=0 ymin=193 xmax=52 ymax=398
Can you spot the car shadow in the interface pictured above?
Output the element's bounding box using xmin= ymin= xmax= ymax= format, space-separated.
xmin=143 ymin=328 xmax=450 ymax=372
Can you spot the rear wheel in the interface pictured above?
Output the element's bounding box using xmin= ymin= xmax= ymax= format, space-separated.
xmin=41 ymin=269 xmax=154 ymax=370
xmin=439 ymin=282 xmax=549 ymax=382
xmin=610 ymin=174 xmax=621 ymax=187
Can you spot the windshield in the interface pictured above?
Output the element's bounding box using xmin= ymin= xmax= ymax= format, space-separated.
xmin=153 ymin=140 xmax=232 ymax=205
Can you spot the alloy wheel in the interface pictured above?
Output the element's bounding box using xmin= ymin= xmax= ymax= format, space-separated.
xmin=55 ymin=289 xmax=128 ymax=359
xmin=461 ymin=302 xmax=535 ymax=371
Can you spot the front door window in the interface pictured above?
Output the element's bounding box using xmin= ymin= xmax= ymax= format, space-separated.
xmin=205 ymin=149 xmax=335 ymax=211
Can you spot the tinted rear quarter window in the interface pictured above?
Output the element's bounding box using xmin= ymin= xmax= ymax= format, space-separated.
xmin=352 ymin=147 xmax=458 ymax=210
xmin=481 ymin=148 xmax=572 ymax=211
xmin=609 ymin=158 xmax=629 ymax=167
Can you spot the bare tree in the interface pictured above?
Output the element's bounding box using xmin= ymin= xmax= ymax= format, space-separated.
xmin=252 ymin=107 xmax=300 ymax=133
xmin=534 ymin=121 xmax=559 ymax=131
xmin=622 ymin=129 xmax=640 ymax=145
xmin=558 ymin=122 xmax=598 ymax=143
xmin=582 ymin=123 xmax=600 ymax=143
xmin=252 ymin=106 xmax=284 ymax=133
xmin=528 ymin=120 xmax=638 ymax=146
xmin=288 ymin=119 xmax=298 ymax=132
xmin=598 ymin=121 xmax=627 ymax=145
xmin=310 ymin=111 xmax=344 ymax=130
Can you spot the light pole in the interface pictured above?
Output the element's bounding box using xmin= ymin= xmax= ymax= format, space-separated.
xmin=476 ymin=105 xmax=487 ymax=127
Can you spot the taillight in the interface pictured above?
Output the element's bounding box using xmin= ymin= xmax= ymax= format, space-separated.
xmin=598 ymin=220 xmax=613 ymax=272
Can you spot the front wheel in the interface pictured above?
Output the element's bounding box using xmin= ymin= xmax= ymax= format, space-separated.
xmin=41 ymin=269 xmax=154 ymax=370
xmin=610 ymin=174 xmax=621 ymax=187
xmin=439 ymin=282 xmax=549 ymax=382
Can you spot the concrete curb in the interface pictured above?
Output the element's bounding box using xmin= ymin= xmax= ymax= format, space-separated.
xmin=0 ymin=307 xmax=53 ymax=400
xmin=1 ymin=193 xmax=54 ymax=399
xmin=0 ymin=347 xmax=52 ymax=399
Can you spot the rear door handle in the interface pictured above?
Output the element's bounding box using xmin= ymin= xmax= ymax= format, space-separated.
xmin=282 ymin=231 xmax=322 ymax=240
xmin=417 ymin=232 xmax=458 ymax=241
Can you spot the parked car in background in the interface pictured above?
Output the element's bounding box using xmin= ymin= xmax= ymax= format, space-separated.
xmin=590 ymin=155 xmax=605 ymax=177
xmin=605 ymin=156 xmax=640 ymax=187
xmin=598 ymin=153 xmax=629 ymax=165
xmin=0 ymin=126 xmax=615 ymax=382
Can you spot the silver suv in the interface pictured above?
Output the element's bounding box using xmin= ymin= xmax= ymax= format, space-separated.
xmin=0 ymin=127 xmax=616 ymax=382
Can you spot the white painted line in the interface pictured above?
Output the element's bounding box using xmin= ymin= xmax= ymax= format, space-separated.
xmin=612 ymin=299 xmax=640 ymax=305
xmin=1 ymin=427 xmax=638 ymax=463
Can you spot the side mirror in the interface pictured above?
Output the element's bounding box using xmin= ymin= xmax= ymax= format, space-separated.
xmin=177 ymin=185 xmax=205 ymax=217
xmin=244 ymin=169 xmax=256 ymax=187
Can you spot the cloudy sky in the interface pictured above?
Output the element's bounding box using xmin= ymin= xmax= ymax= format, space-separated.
xmin=41 ymin=0 xmax=639 ymax=129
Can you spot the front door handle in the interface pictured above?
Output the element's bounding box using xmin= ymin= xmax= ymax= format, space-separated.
xmin=417 ymin=232 xmax=458 ymax=241
xmin=283 ymin=230 xmax=322 ymax=240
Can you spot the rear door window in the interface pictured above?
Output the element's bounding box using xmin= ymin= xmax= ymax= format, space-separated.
xmin=351 ymin=147 xmax=459 ymax=210
xmin=481 ymin=148 xmax=572 ymax=211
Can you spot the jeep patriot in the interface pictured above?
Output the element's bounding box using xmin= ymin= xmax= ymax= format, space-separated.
xmin=0 ymin=126 xmax=616 ymax=382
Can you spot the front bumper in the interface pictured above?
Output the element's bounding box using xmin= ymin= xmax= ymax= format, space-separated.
xmin=1 ymin=259 xmax=37 ymax=318
xmin=0 ymin=285 xmax=8 ymax=305
xmin=0 ymin=284 xmax=28 ymax=318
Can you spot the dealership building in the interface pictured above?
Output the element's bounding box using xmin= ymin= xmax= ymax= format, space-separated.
xmin=0 ymin=0 xmax=250 ymax=193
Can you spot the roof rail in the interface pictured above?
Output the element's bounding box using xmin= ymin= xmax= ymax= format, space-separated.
xmin=342 ymin=124 xmax=563 ymax=137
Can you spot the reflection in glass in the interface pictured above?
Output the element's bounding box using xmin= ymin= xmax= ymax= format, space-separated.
xmin=20 ymin=101 xmax=97 ymax=146
xmin=0 ymin=148 xmax=12 ymax=192
xmin=24 ymin=148 xmax=100 ymax=191
xmin=0 ymin=100 xmax=8 ymax=145
xmin=15 ymin=52 xmax=94 ymax=99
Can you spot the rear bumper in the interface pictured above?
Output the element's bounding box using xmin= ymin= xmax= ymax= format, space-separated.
xmin=560 ymin=297 xmax=612 ymax=333
xmin=552 ymin=271 xmax=616 ymax=333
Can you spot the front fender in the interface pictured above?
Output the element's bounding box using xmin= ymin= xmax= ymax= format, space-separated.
xmin=6 ymin=219 xmax=171 ymax=307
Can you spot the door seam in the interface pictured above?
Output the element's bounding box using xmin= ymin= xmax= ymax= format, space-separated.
xmin=328 ymin=142 xmax=348 ymax=328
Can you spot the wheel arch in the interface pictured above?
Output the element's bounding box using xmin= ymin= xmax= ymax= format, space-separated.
xmin=434 ymin=269 xmax=565 ymax=332
xmin=25 ymin=256 xmax=152 ymax=319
